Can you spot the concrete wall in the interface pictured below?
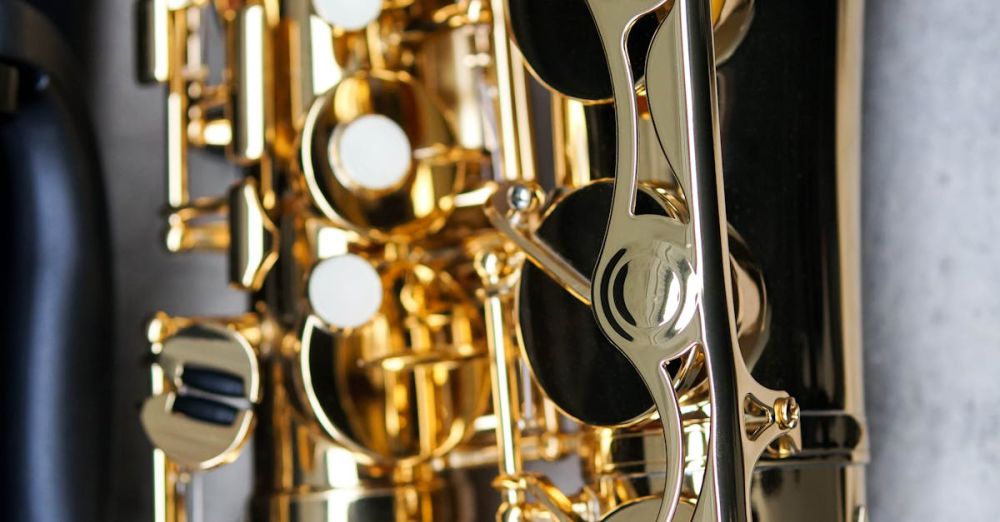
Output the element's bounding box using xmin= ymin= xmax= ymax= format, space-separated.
xmin=862 ymin=1 xmax=1000 ymax=520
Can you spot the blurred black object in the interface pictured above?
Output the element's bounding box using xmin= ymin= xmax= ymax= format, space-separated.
xmin=0 ymin=1 xmax=112 ymax=521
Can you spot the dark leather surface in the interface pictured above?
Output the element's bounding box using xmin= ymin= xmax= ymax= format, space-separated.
xmin=0 ymin=1 xmax=112 ymax=521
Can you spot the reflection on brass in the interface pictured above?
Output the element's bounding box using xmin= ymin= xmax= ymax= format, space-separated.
xmin=227 ymin=3 xmax=268 ymax=163
xmin=300 ymin=70 xmax=479 ymax=241
xmin=293 ymin=257 xmax=491 ymax=466
xmin=141 ymin=318 xmax=261 ymax=470
xmin=138 ymin=0 xmax=868 ymax=520
xmin=229 ymin=178 xmax=279 ymax=289
xmin=714 ymin=0 xmax=755 ymax=64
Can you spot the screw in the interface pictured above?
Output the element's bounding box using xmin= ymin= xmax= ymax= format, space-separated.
xmin=774 ymin=396 xmax=800 ymax=430
xmin=507 ymin=184 xmax=538 ymax=213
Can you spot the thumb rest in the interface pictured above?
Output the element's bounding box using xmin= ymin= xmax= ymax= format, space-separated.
xmin=137 ymin=0 xmax=869 ymax=520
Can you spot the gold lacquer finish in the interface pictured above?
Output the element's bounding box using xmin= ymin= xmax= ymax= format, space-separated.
xmin=138 ymin=0 xmax=868 ymax=520
xmin=300 ymin=70 xmax=477 ymax=240
xmin=294 ymin=260 xmax=490 ymax=465
xmin=141 ymin=313 xmax=262 ymax=471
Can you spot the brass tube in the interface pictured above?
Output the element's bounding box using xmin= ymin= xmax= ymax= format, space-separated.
xmin=139 ymin=0 xmax=170 ymax=83
xmin=488 ymin=0 xmax=535 ymax=182
xmin=475 ymin=250 xmax=524 ymax=514
xmin=165 ymin=7 xmax=190 ymax=209
xmin=229 ymin=4 xmax=267 ymax=163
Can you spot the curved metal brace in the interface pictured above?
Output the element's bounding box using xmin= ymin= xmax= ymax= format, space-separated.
xmin=585 ymin=0 xmax=802 ymax=520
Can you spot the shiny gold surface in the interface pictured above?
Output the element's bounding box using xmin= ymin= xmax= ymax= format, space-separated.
xmin=226 ymin=3 xmax=267 ymax=163
xmin=300 ymin=70 xmax=479 ymax=240
xmin=152 ymin=449 xmax=185 ymax=522
xmin=293 ymin=256 xmax=491 ymax=465
xmin=141 ymin=318 xmax=261 ymax=470
xmin=229 ymin=178 xmax=279 ymax=289
xmin=474 ymin=243 xmax=528 ymax=518
xmin=139 ymin=0 xmax=170 ymax=83
xmin=139 ymin=0 xmax=868 ymax=520
xmin=489 ymin=0 xmax=536 ymax=183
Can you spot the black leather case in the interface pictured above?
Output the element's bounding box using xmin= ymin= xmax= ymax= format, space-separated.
xmin=1 ymin=1 xmax=112 ymax=520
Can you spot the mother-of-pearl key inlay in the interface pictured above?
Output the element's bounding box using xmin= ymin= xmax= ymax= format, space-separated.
xmin=308 ymin=253 xmax=383 ymax=329
xmin=329 ymin=114 xmax=413 ymax=192
xmin=312 ymin=0 xmax=383 ymax=31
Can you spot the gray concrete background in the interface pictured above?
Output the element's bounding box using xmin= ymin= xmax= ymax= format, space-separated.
xmin=862 ymin=2 xmax=1000 ymax=521
xmin=86 ymin=1 xmax=1000 ymax=520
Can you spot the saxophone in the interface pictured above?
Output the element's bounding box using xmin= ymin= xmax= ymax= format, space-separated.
xmin=138 ymin=0 xmax=868 ymax=520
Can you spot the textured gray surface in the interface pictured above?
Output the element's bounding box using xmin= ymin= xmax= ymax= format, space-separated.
xmin=862 ymin=2 xmax=1000 ymax=521
xmin=85 ymin=0 xmax=1000 ymax=520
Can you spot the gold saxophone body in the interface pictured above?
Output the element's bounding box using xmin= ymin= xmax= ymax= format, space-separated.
xmin=138 ymin=0 xmax=868 ymax=520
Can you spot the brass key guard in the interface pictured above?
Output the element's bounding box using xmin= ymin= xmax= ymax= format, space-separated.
xmin=586 ymin=0 xmax=800 ymax=520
